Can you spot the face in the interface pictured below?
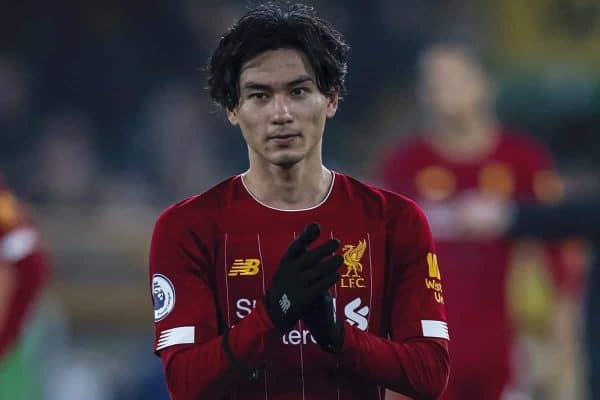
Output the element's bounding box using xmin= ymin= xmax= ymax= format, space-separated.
xmin=420 ymin=48 xmax=491 ymax=121
xmin=227 ymin=48 xmax=338 ymax=168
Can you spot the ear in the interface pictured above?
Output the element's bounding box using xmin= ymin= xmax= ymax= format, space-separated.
xmin=226 ymin=108 xmax=239 ymax=126
xmin=326 ymin=91 xmax=339 ymax=118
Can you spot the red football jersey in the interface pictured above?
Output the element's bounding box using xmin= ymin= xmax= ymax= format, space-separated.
xmin=150 ymin=172 xmax=449 ymax=399
xmin=0 ymin=177 xmax=50 ymax=358
xmin=379 ymin=132 xmax=561 ymax=397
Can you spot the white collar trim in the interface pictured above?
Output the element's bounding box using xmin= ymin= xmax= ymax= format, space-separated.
xmin=239 ymin=170 xmax=336 ymax=212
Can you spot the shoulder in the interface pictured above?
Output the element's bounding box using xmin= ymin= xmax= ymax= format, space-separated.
xmin=379 ymin=136 xmax=429 ymax=166
xmin=153 ymin=176 xmax=239 ymax=235
xmin=498 ymin=130 xmax=554 ymax=164
xmin=376 ymin=135 xmax=433 ymax=189
xmin=340 ymin=175 xmax=433 ymax=260
xmin=336 ymin=173 xmax=426 ymax=221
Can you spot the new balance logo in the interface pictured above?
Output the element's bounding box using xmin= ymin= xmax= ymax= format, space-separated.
xmin=344 ymin=297 xmax=369 ymax=331
xmin=279 ymin=294 xmax=291 ymax=314
xmin=228 ymin=258 xmax=260 ymax=276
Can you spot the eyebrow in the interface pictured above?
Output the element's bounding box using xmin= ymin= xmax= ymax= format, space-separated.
xmin=242 ymin=75 xmax=315 ymax=91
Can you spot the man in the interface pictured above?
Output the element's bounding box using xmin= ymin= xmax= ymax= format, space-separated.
xmin=378 ymin=45 xmax=577 ymax=399
xmin=0 ymin=175 xmax=50 ymax=398
xmin=149 ymin=4 xmax=449 ymax=399
xmin=445 ymin=198 xmax=598 ymax=399
xmin=507 ymin=201 xmax=598 ymax=400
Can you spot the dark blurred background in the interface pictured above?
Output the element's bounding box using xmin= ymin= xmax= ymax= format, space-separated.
xmin=0 ymin=1 xmax=598 ymax=399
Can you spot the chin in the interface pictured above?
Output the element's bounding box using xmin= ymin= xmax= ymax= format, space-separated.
xmin=270 ymin=152 xmax=304 ymax=168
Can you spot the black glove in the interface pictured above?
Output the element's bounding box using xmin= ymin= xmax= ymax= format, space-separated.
xmin=302 ymin=291 xmax=345 ymax=353
xmin=264 ymin=223 xmax=343 ymax=332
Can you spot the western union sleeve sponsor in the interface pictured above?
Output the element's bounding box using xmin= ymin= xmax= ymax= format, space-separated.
xmin=425 ymin=252 xmax=444 ymax=303
xmin=427 ymin=252 xmax=441 ymax=279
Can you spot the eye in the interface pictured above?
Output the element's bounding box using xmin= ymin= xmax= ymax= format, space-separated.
xmin=248 ymin=92 xmax=268 ymax=100
xmin=290 ymin=87 xmax=308 ymax=97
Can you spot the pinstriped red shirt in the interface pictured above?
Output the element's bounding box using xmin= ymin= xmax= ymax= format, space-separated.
xmin=150 ymin=172 xmax=449 ymax=399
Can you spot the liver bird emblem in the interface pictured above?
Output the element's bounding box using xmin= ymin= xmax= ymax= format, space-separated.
xmin=342 ymin=239 xmax=367 ymax=277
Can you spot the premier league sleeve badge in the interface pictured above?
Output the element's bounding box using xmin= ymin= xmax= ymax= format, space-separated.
xmin=152 ymin=274 xmax=176 ymax=322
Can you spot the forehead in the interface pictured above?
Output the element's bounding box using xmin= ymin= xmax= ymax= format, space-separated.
xmin=423 ymin=51 xmax=480 ymax=82
xmin=239 ymin=48 xmax=315 ymax=87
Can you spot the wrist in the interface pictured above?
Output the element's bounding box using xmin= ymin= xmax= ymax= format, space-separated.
xmin=321 ymin=319 xmax=345 ymax=354
xmin=263 ymin=290 xmax=293 ymax=333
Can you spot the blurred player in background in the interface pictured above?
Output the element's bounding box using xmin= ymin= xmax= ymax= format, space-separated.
xmin=433 ymin=198 xmax=599 ymax=398
xmin=0 ymin=175 xmax=51 ymax=398
xmin=423 ymin=197 xmax=599 ymax=399
xmin=508 ymin=201 xmax=598 ymax=400
xmin=378 ymin=44 xmax=583 ymax=399
xmin=149 ymin=3 xmax=450 ymax=399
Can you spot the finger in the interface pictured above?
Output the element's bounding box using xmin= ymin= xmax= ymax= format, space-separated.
xmin=300 ymin=239 xmax=340 ymax=267
xmin=303 ymin=254 xmax=343 ymax=284
xmin=284 ymin=223 xmax=321 ymax=260
xmin=303 ymin=290 xmax=333 ymax=315
xmin=301 ymin=292 xmax=335 ymax=327
xmin=305 ymin=272 xmax=340 ymax=300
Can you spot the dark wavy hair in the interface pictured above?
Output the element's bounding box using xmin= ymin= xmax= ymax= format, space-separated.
xmin=208 ymin=2 xmax=350 ymax=111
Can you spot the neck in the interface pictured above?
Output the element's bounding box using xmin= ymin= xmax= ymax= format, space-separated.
xmin=243 ymin=155 xmax=333 ymax=210
xmin=427 ymin=113 xmax=498 ymax=162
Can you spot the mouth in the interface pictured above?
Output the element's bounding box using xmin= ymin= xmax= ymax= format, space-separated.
xmin=267 ymin=132 xmax=301 ymax=145
xmin=267 ymin=132 xmax=301 ymax=140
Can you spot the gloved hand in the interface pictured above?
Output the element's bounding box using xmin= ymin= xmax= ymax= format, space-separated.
xmin=264 ymin=223 xmax=343 ymax=332
xmin=302 ymin=291 xmax=345 ymax=353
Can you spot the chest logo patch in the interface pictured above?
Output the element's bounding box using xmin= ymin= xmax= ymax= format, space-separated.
xmin=345 ymin=297 xmax=369 ymax=331
xmin=340 ymin=239 xmax=367 ymax=288
xmin=228 ymin=258 xmax=261 ymax=276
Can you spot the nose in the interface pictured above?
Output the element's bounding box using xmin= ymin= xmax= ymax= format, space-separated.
xmin=270 ymin=94 xmax=293 ymax=125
